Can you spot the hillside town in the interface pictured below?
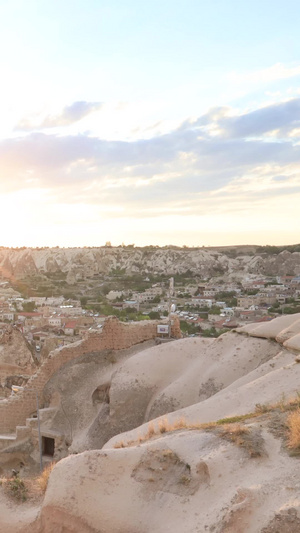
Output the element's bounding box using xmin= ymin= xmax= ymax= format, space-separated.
xmin=0 ymin=270 xmax=299 ymax=355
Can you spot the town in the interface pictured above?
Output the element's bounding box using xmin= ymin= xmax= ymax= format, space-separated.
xmin=0 ymin=264 xmax=299 ymax=362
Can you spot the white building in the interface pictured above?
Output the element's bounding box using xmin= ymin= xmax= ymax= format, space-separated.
xmin=49 ymin=316 xmax=62 ymax=327
xmin=191 ymin=298 xmax=213 ymax=308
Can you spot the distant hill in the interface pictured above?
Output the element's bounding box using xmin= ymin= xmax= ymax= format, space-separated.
xmin=0 ymin=245 xmax=299 ymax=283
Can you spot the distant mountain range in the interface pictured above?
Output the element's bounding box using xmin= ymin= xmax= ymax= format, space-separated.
xmin=0 ymin=245 xmax=299 ymax=283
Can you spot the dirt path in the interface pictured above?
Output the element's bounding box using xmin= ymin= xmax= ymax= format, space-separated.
xmin=0 ymin=488 xmax=40 ymax=533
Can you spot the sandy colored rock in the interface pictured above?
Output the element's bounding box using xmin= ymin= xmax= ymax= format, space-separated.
xmin=2 ymin=313 xmax=300 ymax=532
xmin=33 ymin=427 xmax=300 ymax=533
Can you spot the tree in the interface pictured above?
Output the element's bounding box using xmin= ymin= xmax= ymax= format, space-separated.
xmin=152 ymin=295 xmax=161 ymax=303
xmin=209 ymin=306 xmax=221 ymax=315
xmin=22 ymin=301 xmax=36 ymax=312
xmin=149 ymin=311 xmax=160 ymax=320
xmin=80 ymin=297 xmax=88 ymax=307
xmin=180 ymin=320 xmax=200 ymax=335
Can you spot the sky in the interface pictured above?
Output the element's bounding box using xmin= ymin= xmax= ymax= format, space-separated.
xmin=1 ymin=0 xmax=300 ymax=248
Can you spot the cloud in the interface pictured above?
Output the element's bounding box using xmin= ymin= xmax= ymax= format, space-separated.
xmin=218 ymin=98 xmax=300 ymax=138
xmin=226 ymin=63 xmax=300 ymax=86
xmin=16 ymin=101 xmax=102 ymax=131
xmin=272 ymin=174 xmax=291 ymax=182
xmin=2 ymin=97 xmax=300 ymax=221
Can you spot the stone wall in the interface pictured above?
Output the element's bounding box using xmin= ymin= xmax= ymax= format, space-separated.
xmin=0 ymin=317 xmax=181 ymax=434
xmin=0 ymin=364 xmax=32 ymax=399
xmin=0 ymin=364 xmax=26 ymax=384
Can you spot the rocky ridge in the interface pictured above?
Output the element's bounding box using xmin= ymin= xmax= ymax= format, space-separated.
xmin=27 ymin=313 xmax=300 ymax=533
xmin=0 ymin=246 xmax=299 ymax=281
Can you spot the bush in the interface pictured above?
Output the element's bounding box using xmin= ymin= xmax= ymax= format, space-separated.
xmin=36 ymin=462 xmax=56 ymax=493
xmin=201 ymin=327 xmax=226 ymax=338
xmin=287 ymin=409 xmax=300 ymax=450
xmin=180 ymin=321 xmax=200 ymax=335
xmin=22 ymin=301 xmax=36 ymax=312
xmin=5 ymin=476 xmax=27 ymax=501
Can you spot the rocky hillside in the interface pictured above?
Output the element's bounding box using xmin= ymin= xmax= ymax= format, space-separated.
xmin=23 ymin=313 xmax=300 ymax=533
xmin=0 ymin=246 xmax=299 ymax=282
xmin=2 ymin=315 xmax=300 ymax=531
xmin=0 ymin=327 xmax=37 ymax=398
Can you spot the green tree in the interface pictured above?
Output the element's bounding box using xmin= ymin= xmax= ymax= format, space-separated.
xmin=152 ymin=295 xmax=161 ymax=303
xmin=149 ymin=311 xmax=160 ymax=320
xmin=209 ymin=306 xmax=221 ymax=315
xmin=180 ymin=321 xmax=200 ymax=335
xmin=201 ymin=327 xmax=227 ymax=338
xmin=80 ymin=297 xmax=88 ymax=307
xmin=22 ymin=301 xmax=36 ymax=312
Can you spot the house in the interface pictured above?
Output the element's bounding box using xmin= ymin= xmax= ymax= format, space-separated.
xmin=49 ymin=316 xmax=62 ymax=328
xmin=64 ymin=321 xmax=78 ymax=336
xmin=16 ymin=312 xmax=45 ymax=331
xmin=276 ymin=294 xmax=288 ymax=304
xmin=237 ymin=296 xmax=257 ymax=308
xmin=135 ymin=286 xmax=163 ymax=302
xmin=123 ymin=300 xmax=140 ymax=311
xmin=59 ymin=305 xmax=83 ymax=316
xmin=257 ymin=292 xmax=277 ymax=305
xmin=17 ymin=312 xmax=43 ymax=322
xmin=203 ymin=289 xmax=217 ymax=297
xmin=2 ymin=311 xmax=14 ymax=321
xmin=152 ymin=302 xmax=169 ymax=312
xmin=220 ymin=307 xmax=234 ymax=317
xmin=0 ymin=302 xmax=15 ymax=321
xmin=239 ymin=310 xmax=256 ymax=321
xmin=191 ymin=298 xmax=213 ymax=308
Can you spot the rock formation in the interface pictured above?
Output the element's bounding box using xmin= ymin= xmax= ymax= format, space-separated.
xmin=3 ymin=314 xmax=300 ymax=532
xmin=0 ymin=246 xmax=299 ymax=281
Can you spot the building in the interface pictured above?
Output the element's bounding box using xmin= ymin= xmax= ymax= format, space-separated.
xmin=64 ymin=321 xmax=77 ymax=336
xmin=191 ymin=298 xmax=213 ymax=308
xmin=49 ymin=316 xmax=63 ymax=328
xmin=123 ymin=300 xmax=140 ymax=311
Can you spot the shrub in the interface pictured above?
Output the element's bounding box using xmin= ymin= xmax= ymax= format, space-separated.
xmin=144 ymin=421 xmax=155 ymax=439
xmin=5 ymin=476 xmax=27 ymax=501
xmin=158 ymin=417 xmax=169 ymax=433
xmin=287 ymin=409 xmax=300 ymax=450
xmin=255 ymin=403 xmax=270 ymax=414
xmin=36 ymin=462 xmax=56 ymax=493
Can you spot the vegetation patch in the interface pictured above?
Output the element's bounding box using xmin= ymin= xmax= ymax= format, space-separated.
xmin=36 ymin=462 xmax=56 ymax=493
xmin=287 ymin=409 xmax=300 ymax=452
xmin=2 ymin=475 xmax=28 ymax=502
xmin=217 ymin=423 xmax=266 ymax=458
xmin=0 ymin=463 xmax=56 ymax=503
xmin=113 ymin=392 xmax=300 ymax=451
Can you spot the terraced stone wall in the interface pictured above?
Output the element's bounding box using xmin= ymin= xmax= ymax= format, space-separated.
xmin=0 ymin=316 xmax=181 ymax=433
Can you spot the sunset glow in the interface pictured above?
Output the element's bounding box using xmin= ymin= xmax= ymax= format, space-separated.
xmin=1 ymin=0 xmax=300 ymax=247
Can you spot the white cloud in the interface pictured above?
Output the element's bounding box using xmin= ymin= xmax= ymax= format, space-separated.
xmin=16 ymin=101 xmax=103 ymax=131
xmin=227 ymin=63 xmax=300 ymax=86
xmin=0 ymin=96 xmax=299 ymax=247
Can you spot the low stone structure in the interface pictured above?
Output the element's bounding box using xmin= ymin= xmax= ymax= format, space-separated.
xmin=0 ymin=316 xmax=181 ymax=434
